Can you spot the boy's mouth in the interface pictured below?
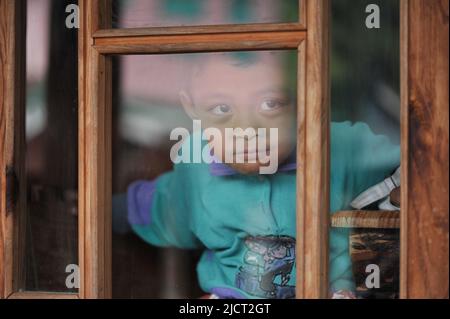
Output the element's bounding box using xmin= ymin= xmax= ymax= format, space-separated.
xmin=234 ymin=147 xmax=271 ymax=156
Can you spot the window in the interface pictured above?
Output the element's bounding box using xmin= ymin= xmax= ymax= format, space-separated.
xmin=0 ymin=0 xmax=448 ymax=299
xmin=111 ymin=51 xmax=298 ymax=298
xmin=24 ymin=0 xmax=78 ymax=293
xmin=329 ymin=0 xmax=401 ymax=299
xmin=112 ymin=0 xmax=300 ymax=28
xmin=80 ymin=0 xmax=311 ymax=299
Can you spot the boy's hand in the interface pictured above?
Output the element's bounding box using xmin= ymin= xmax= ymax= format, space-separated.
xmin=330 ymin=290 xmax=357 ymax=299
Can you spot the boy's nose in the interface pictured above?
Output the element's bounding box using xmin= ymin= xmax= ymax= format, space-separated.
xmin=233 ymin=107 xmax=266 ymax=130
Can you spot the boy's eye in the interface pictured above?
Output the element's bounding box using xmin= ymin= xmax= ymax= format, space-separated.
xmin=260 ymin=99 xmax=286 ymax=112
xmin=210 ymin=104 xmax=232 ymax=116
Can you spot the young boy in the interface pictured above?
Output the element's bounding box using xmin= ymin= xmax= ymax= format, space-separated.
xmin=119 ymin=51 xmax=400 ymax=299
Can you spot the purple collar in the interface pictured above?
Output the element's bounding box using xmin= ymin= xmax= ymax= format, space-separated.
xmin=209 ymin=152 xmax=297 ymax=176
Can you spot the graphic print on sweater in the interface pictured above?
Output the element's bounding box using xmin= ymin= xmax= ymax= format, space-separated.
xmin=235 ymin=235 xmax=295 ymax=299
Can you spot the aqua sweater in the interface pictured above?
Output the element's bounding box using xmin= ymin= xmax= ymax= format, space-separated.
xmin=126 ymin=121 xmax=400 ymax=298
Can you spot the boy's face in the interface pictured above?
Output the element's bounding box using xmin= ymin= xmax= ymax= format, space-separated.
xmin=180 ymin=53 xmax=297 ymax=174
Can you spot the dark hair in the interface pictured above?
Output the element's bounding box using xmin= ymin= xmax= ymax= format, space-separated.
xmin=184 ymin=51 xmax=297 ymax=95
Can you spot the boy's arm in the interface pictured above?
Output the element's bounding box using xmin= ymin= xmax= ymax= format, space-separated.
xmin=329 ymin=121 xmax=400 ymax=295
xmin=127 ymin=166 xmax=201 ymax=249
xmin=329 ymin=228 xmax=356 ymax=293
xmin=348 ymin=122 xmax=400 ymax=196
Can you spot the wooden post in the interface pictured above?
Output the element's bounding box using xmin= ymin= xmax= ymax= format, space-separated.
xmin=79 ymin=0 xmax=112 ymax=299
xmin=296 ymin=0 xmax=330 ymax=299
xmin=400 ymin=0 xmax=449 ymax=299
xmin=0 ymin=0 xmax=26 ymax=299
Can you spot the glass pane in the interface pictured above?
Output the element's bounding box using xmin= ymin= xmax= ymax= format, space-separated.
xmin=112 ymin=0 xmax=300 ymax=28
xmin=111 ymin=50 xmax=298 ymax=298
xmin=24 ymin=0 xmax=78 ymax=292
xmin=329 ymin=0 xmax=400 ymax=299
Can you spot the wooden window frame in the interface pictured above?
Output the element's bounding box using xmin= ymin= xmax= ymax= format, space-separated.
xmin=1 ymin=0 xmax=448 ymax=299
xmin=0 ymin=0 xmax=27 ymax=300
xmin=399 ymin=0 xmax=449 ymax=298
xmin=78 ymin=0 xmax=331 ymax=299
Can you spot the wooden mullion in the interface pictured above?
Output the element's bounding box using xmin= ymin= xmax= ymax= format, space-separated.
xmin=93 ymin=22 xmax=306 ymax=38
xmin=79 ymin=0 xmax=112 ymax=299
xmin=0 ymin=0 xmax=26 ymax=299
xmin=296 ymin=0 xmax=330 ymax=299
xmin=299 ymin=0 xmax=307 ymax=27
xmin=93 ymin=30 xmax=306 ymax=55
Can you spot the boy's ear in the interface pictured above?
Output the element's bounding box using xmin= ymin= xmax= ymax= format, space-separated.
xmin=179 ymin=90 xmax=198 ymax=119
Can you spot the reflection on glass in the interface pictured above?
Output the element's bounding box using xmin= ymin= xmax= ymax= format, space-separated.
xmin=111 ymin=51 xmax=298 ymax=298
xmin=25 ymin=0 xmax=78 ymax=292
xmin=329 ymin=0 xmax=400 ymax=299
xmin=112 ymin=0 xmax=299 ymax=28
